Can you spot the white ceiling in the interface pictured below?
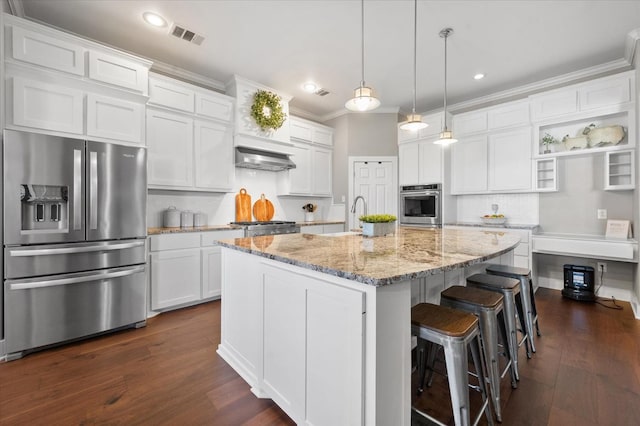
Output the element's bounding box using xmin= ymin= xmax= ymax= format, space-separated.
xmin=17 ymin=0 xmax=640 ymax=121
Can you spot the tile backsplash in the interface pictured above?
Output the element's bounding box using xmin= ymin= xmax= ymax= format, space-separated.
xmin=456 ymin=193 xmax=540 ymax=224
xmin=147 ymin=168 xmax=343 ymax=227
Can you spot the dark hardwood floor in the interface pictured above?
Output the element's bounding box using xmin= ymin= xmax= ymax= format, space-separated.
xmin=1 ymin=288 xmax=639 ymax=425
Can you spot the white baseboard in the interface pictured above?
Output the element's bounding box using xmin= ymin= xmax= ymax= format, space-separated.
xmin=538 ymin=276 xmax=631 ymax=302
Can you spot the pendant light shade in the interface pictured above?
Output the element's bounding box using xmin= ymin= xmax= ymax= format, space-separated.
xmin=434 ymin=28 xmax=458 ymax=145
xmin=345 ymin=0 xmax=380 ymax=112
xmin=400 ymin=0 xmax=427 ymax=131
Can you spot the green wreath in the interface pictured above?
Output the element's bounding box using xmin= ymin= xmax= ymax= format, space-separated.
xmin=251 ymin=90 xmax=286 ymax=131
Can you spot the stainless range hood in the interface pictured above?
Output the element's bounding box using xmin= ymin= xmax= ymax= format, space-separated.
xmin=235 ymin=146 xmax=296 ymax=171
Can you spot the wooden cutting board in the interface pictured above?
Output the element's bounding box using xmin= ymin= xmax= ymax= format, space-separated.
xmin=235 ymin=188 xmax=252 ymax=222
xmin=253 ymin=193 xmax=274 ymax=222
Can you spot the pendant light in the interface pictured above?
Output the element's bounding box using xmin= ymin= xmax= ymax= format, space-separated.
xmin=400 ymin=0 xmax=427 ymax=131
xmin=434 ymin=28 xmax=458 ymax=145
xmin=345 ymin=0 xmax=380 ymax=112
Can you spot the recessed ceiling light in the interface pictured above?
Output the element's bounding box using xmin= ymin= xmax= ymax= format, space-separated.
xmin=474 ymin=73 xmax=485 ymax=80
xmin=143 ymin=12 xmax=167 ymax=28
xmin=303 ymin=82 xmax=318 ymax=93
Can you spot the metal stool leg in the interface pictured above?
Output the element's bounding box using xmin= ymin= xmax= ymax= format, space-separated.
xmin=477 ymin=311 xmax=502 ymax=422
xmin=515 ymin=293 xmax=532 ymax=359
xmin=469 ymin=334 xmax=495 ymax=426
xmin=517 ymin=277 xmax=536 ymax=353
xmin=529 ymin=278 xmax=542 ymax=337
xmin=443 ymin=338 xmax=473 ymax=426
xmin=497 ymin=310 xmax=518 ymax=387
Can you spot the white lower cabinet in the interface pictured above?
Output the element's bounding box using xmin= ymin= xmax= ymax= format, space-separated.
xmin=219 ymin=250 xmax=364 ymax=425
xmin=149 ymin=229 xmax=243 ymax=311
xmin=201 ymin=246 xmax=222 ymax=299
xmin=150 ymin=248 xmax=201 ymax=310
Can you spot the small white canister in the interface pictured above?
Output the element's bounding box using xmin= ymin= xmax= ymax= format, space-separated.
xmin=180 ymin=210 xmax=194 ymax=228
xmin=163 ymin=206 xmax=181 ymax=228
xmin=194 ymin=212 xmax=208 ymax=227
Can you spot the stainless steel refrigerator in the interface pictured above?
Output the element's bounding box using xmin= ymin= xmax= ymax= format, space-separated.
xmin=3 ymin=129 xmax=147 ymax=360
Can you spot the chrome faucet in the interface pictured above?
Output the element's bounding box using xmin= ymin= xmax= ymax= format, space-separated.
xmin=350 ymin=195 xmax=367 ymax=216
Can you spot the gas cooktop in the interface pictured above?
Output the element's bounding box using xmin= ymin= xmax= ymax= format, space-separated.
xmin=230 ymin=221 xmax=299 ymax=237
xmin=230 ymin=221 xmax=296 ymax=226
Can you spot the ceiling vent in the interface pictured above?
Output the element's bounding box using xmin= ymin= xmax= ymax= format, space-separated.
xmin=170 ymin=24 xmax=205 ymax=45
xmin=315 ymin=89 xmax=330 ymax=96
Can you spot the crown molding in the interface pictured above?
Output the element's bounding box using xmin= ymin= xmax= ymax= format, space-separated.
xmin=6 ymin=0 xmax=25 ymax=17
xmin=150 ymin=61 xmax=226 ymax=93
xmin=625 ymin=27 xmax=640 ymax=65
xmin=288 ymin=106 xmax=324 ymax=123
xmin=447 ymin=58 xmax=632 ymax=114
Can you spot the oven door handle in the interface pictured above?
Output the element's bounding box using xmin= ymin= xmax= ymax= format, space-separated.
xmin=8 ymin=241 xmax=145 ymax=257
xmin=8 ymin=265 xmax=145 ymax=290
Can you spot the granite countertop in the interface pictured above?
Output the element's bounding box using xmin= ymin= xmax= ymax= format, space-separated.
xmin=216 ymin=227 xmax=520 ymax=287
xmin=148 ymin=225 xmax=242 ymax=235
xmin=445 ymin=222 xmax=540 ymax=231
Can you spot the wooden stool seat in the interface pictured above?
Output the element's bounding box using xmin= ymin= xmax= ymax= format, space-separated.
xmin=441 ymin=285 xmax=503 ymax=309
xmin=468 ymin=273 xmax=519 ymax=290
xmin=411 ymin=303 xmax=478 ymax=337
xmin=486 ymin=264 xmax=530 ymax=278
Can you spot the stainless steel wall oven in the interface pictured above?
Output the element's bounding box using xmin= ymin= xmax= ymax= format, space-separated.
xmin=3 ymin=130 xmax=147 ymax=360
xmin=399 ymin=184 xmax=442 ymax=227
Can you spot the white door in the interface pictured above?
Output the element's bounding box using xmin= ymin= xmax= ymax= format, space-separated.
xmin=201 ymin=246 xmax=222 ymax=299
xmin=194 ymin=120 xmax=234 ymax=191
xmin=352 ymin=160 xmax=396 ymax=229
xmin=150 ymin=248 xmax=201 ymax=310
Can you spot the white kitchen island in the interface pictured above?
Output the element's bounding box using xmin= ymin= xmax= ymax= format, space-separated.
xmin=215 ymin=227 xmax=520 ymax=425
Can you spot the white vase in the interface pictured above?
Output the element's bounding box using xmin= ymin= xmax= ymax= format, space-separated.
xmin=304 ymin=212 xmax=315 ymax=222
xmin=362 ymin=221 xmax=396 ymax=237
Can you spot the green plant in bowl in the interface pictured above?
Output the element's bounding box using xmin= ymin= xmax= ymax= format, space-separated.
xmin=358 ymin=214 xmax=397 ymax=223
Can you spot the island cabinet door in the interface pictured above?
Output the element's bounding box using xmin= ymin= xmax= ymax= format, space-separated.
xmin=305 ymin=280 xmax=365 ymax=426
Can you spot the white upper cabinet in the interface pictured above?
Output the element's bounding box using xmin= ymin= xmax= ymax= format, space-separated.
xmin=487 ymin=100 xmax=530 ymax=130
xmin=146 ymin=109 xmax=194 ymax=188
xmin=398 ymin=140 xmax=442 ymax=185
xmin=452 ymin=110 xmax=488 ymax=136
xmin=88 ymin=51 xmax=148 ymax=93
xmin=11 ymin=26 xmax=85 ymax=76
xmin=193 ymin=120 xmax=234 ymax=191
xmin=12 ymin=77 xmax=84 ymax=134
xmin=289 ymin=116 xmax=333 ymax=146
xmin=451 ymin=135 xmax=488 ymax=194
xmin=146 ymin=74 xmax=235 ymax=193
xmin=312 ymin=146 xmax=332 ymax=195
xmin=148 ymin=75 xmax=196 ymax=113
xmin=4 ymin=15 xmax=151 ymax=145
xmin=285 ymin=142 xmax=312 ymax=195
xmin=195 ymin=92 xmax=234 ymax=122
xmin=530 ymin=72 xmax=634 ymax=122
xmin=86 ymin=93 xmax=144 ymax=143
xmin=488 ymin=127 xmax=532 ymax=191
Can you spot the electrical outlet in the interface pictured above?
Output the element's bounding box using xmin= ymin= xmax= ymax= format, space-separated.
xmin=597 ymin=262 xmax=607 ymax=273
xmin=341 ymin=195 xmax=346 ymax=202
xmin=597 ymin=209 xmax=607 ymax=219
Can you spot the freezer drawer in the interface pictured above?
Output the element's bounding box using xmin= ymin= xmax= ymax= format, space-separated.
xmin=4 ymin=239 xmax=146 ymax=279
xmin=5 ymin=264 xmax=146 ymax=356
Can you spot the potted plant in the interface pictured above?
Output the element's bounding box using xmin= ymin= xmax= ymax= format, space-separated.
xmin=359 ymin=214 xmax=397 ymax=237
xmin=541 ymin=133 xmax=559 ymax=154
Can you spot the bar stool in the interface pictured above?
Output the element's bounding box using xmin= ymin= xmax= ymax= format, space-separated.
xmin=412 ymin=303 xmax=494 ymax=426
xmin=486 ymin=264 xmax=541 ymax=352
xmin=466 ymin=273 xmax=531 ymax=381
xmin=441 ymin=286 xmax=517 ymax=423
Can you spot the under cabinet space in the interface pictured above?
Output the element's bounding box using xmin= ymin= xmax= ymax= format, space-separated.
xmin=605 ymin=150 xmax=635 ymax=190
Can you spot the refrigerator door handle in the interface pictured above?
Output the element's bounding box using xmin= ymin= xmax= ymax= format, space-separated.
xmin=89 ymin=151 xmax=98 ymax=230
xmin=73 ymin=149 xmax=82 ymax=230
xmin=8 ymin=240 xmax=145 ymax=257
xmin=8 ymin=265 xmax=145 ymax=290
